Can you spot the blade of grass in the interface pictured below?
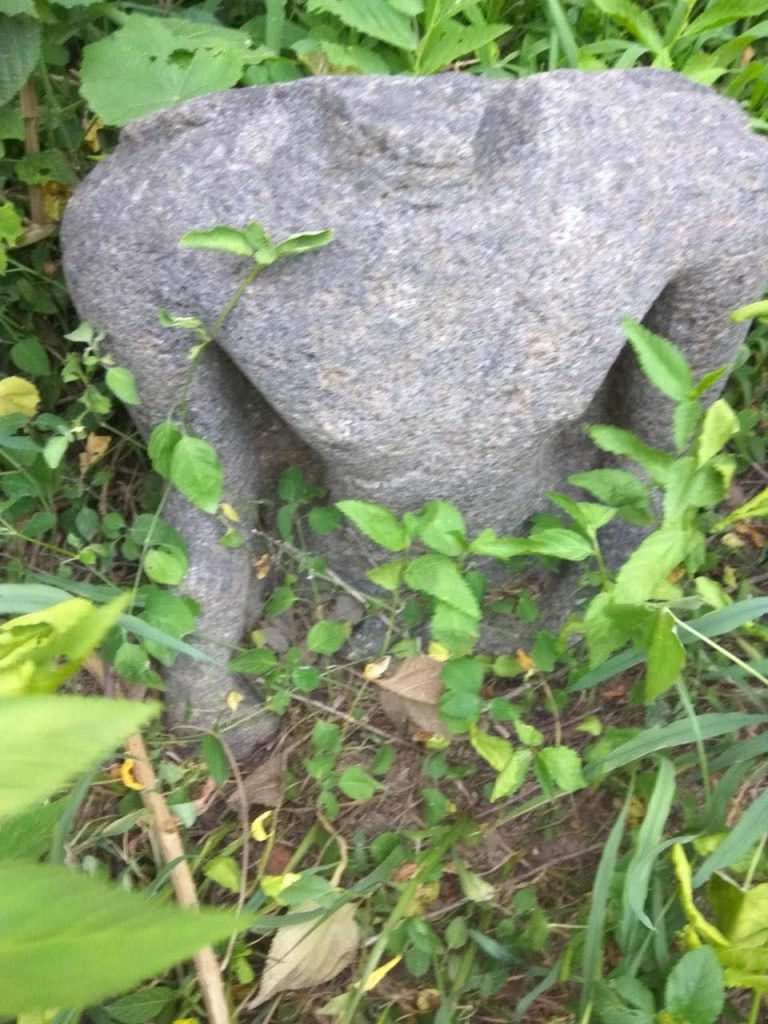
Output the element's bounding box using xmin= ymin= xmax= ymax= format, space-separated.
xmin=675 ymin=677 xmax=711 ymax=798
xmin=591 ymin=713 xmax=768 ymax=775
xmin=692 ymin=788 xmax=768 ymax=887
xmin=265 ymin=0 xmax=286 ymax=53
xmin=0 ymin=580 xmax=219 ymax=665
xmin=570 ymin=597 xmax=768 ymax=691
xmin=544 ymin=0 xmax=579 ymax=66
xmin=619 ymin=758 xmax=675 ymax=944
xmin=710 ymin=732 xmax=768 ymax=772
xmin=580 ymin=785 xmax=632 ymax=1017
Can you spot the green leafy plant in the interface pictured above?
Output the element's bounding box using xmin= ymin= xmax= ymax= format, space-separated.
xmin=0 ymin=592 xmax=252 ymax=1015
xmin=148 ymin=221 xmax=333 ymax=520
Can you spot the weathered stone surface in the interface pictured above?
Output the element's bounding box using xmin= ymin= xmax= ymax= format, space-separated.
xmin=61 ymin=69 xmax=768 ymax=756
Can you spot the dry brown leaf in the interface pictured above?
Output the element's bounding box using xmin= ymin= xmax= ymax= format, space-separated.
xmin=228 ymin=748 xmax=287 ymax=809
xmin=250 ymin=901 xmax=359 ymax=1007
xmin=376 ymin=656 xmax=451 ymax=738
xmin=377 ymin=655 xmax=443 ymax=702
xmin=734 ymin=521 xmax=767 ymax=547
xmin=392 ymin=862 xmax=418 ymax=882
xmin=194 ymin=777 xmax=218 ymax=814
xmin=379 ymin=691 xmax=451 ymax=738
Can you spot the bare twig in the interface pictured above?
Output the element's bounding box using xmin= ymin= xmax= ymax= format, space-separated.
xmin=123 ymin=729 xmax=231 ymax=1024
xmin=19 ymin=79 xmax=46 ymax=228
xmin=218 ymin=737 xmax=252 ymax=973
xmin=289 ymin=691 xmax=409 ymax=744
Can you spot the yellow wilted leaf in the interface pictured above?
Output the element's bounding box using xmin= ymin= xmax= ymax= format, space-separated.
xmin=404 ymin=881 xmax=441 ymax=915
xmin=722 ymin=533 xmax=745 ymax=549
xmin=723 ymin=565 xmax=737 ymax=588
xmin=627 ymin=795 xmax=646 ymax=827
xmin=120 ymin=758 xmax=144 ymax=791
xmin=363 ymin=656 xmax=391 ymax=680
xmin=251 ymin=810 xmax=273 ymax=842
xmin=0 ymin=595 xmax=127 ymax=696
xmin=42 ymin=182 xmax=69 ymax=223
xmin=415 ymin=989 xmax=441 ymax=1011
xmin=84 ymin=117 xmax=105 ymax=153
xmin=671 ymin=843 xmax=728 ymax=947
xmin=261 ymin=872 xmax=302 ymax=901
xmin=515 ymin=648 xmax=536 ymax=673
xmin=220 ymin=501 xmax=240 ymax=522
xmin=427 ymin=642 xmax=450 ymax=661
xmin=79 ymin=433 xmax=110 ymax=475
xmin=226 ymin=690 xmax=244 ymax=711
xmin=363 ymin=954 xmax=402 ymax=992
xmin=0 ymin=376 xmax=40 ymax=417
xmin=254 ymin=553 xmax=272 ymax=579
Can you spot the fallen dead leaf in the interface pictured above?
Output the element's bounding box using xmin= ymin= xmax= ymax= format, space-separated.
xmin=194 ymin=777 xmax=218 ymax=814
xmin=253 ymin=553 xmax=272 ymax=579
xmin=84 ymin=116 xmax=105 ymax=153
xmin=220 ymin=501 xmax=240 ymax=522
xmin=251 ymin=809 xmax=273 ymax=841
xmin=376 ymin=656 xmax=452 ymax=738
xmin=42 ymin=181 xmax=69 ymax=222
xmin=392 ymin=862 xmax=418 ymax=883
xmin=515 ymin=647 xmax=536 ymax=673
xmin=363 ymin=954 xmax=402 ymax=991
xmin=363 ymin=656 xmax=391 ymax=680
xmin=734 ymin=521 xmax=767 ymax=547
xmin=79 ymin=433 xmax=110 ymax=475
xmin=228 ymin=748 xmax=287 ymax=809
xmin=415 ymin=988 xmax=441 ymax=1011
xmin=250 ymin=901 xmax=360 ymax=1007
xmin=226 ymin=690 xmax=244 ymax=711
xmin=0 ymin=376 xmax=40 ymax=417
xmin=119 ymin=758 xmax=143 ymax=791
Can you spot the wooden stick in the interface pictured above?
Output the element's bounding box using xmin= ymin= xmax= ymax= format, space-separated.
xmin=124 ymin=730 xmax=231 ymax=1024
xmin=19 ymin=78 xmax=46 ymax=228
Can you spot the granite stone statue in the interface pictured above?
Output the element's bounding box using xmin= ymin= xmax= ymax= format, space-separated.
xmin=61 ymin=69 xmax=768 ymax=758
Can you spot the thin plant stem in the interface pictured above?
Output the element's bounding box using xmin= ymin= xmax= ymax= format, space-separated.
xmin=674 ymin=677 xmax=711 ymax=800
xmin=744 ymin=832 xmax=768 ymax=889
xmin=670 ymin=612 xmax=768 ymax=686
xmin=747 ymin=990 xmax=762 ymax=1024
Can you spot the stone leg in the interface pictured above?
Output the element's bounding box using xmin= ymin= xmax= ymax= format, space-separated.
xmin=605 ymin=258 xmax=761 ymax=450
xmin=133 ymin=342 xmax=317 ymax=760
